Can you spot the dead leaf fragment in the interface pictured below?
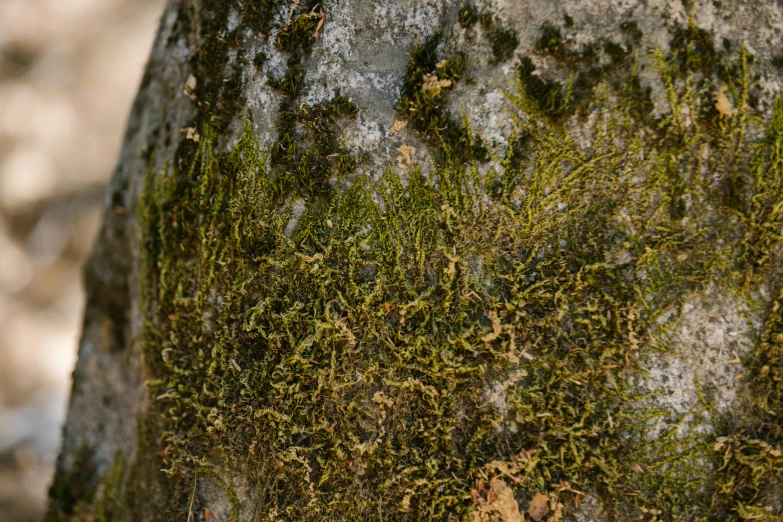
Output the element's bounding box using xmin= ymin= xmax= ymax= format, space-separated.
xmin=286 ymin=0 xmax=300 ymax=23
xmin=396 ymin=145 xmax=416 ymax=168
xmin=714 ymin=86 xmax=734 ymax=116
xmin=526 ymin=492 xmax=550 ymax=521
xmin=421 ymin=72 xmax=453 ymax=94
xmin=489 ymin=480 xmax=525 ymax=522
xmin=182 ymin=127 xmax=200 ymax=142
xmin=314 ymin=8 xmax=325 ymax=38
xmin=389 ymin=119 xmax=407 ymax=135
xmin=184 ymin=74 xmax=197 ymax=101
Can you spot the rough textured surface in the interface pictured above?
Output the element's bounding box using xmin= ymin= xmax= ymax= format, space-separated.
xmin=49 ymin=0 xmax=783 ymax=521
xmin=640 ymin=285 xmax=756 ymax=440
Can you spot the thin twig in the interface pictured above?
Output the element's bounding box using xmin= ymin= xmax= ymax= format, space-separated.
xmin=187 ymin=471 xmax=198 ymax=522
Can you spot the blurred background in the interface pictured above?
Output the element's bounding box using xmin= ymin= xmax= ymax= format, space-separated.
xmin=0 ymin=0 xmax=164 ymax=519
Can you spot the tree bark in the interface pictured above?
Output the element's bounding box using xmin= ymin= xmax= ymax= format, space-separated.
xmin=47 ymin=1 xmax=783 ymax=521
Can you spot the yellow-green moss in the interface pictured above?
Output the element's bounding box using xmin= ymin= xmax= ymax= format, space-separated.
xmin=136 ymin=17 xmax=783 ymax=522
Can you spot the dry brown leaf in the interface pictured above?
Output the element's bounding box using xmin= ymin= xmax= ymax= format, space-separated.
xmin=421 ymin=72 xmax=453 ymax=94
xmin=488 ymin=479 xmax=525 ymax=522
xmin=314 ymin=8 xmax=325 ymax=38
xmin=526 ymin=492 xmax=550 ymax=521
xmin=182 ymin=127 xmax=200 ymax=142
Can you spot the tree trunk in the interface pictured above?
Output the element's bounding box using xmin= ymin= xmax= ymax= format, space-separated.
xmin=47 ymin=1 xmax=783 ymax=521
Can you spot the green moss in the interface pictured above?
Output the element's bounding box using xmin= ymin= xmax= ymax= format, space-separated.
xmin=138 ymin=37 xmax=783 ymax=519
xmin=186 ymin=1 xmax=244 ymax=132
xmin=487 ymin=27 xmax=519 ymax=64
xmin=457 ymin=6 xmax=518 ymax=64
xmin=516 ymin=56 xmax=568 ymax=117
xmin=264 ymin=2 xmax=357 ymax=200
xmin=267 ymin=88 xmax=358 ymax=199
xmin=268 ymin=63 xmax=306 ymax=97
xmin=394 ymin=34 xmax=487 ymax=162
xmin=458 ymin=4 xmax=492 ymax=29
xmin=45 ymin=447 xmax=128 ymax=522
xmin=526 ymin=22 xmax=639 ymax=117
xmin=121 ymin=414 xmax=175 ymax=522
xmin=458 ymin=5 xmax=479 ymax=29
xmin=253 ymin=51 xmax=268 ymax=68
xmin=135 ymin=11 xmax=783 ymax=522
xmin=276 ymin=8 xmax=320 ymax=57
xmin=671 ymin=20 xmax=719 ymax=75
xmin=240 ymin=0 xmax=281 ymax=37
xmin=706 ymin=97 xmax=783 ymax=518
xmin=536 ymin=23 xmax=567 ymax=58
xmin=603 ymin=41 xmax=629 ymax=65
xmin=620 ymin=20 xmax=643 ymax=43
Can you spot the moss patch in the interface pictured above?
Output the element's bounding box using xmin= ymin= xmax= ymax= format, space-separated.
xmin=519 ymin=20 xmax=654 ymax=120
xmin=394 ymin=34 xmax=488 ymax=163
xmin=706 ymin=97 xmax=783 ymax=519
xmin=138 ymin=21 xmax=783 ymax=517
xmin=458 ymin=5 xmax=519 ymax=65
xmin=265 ymin=1 xmax=357 ymax=200
xmin=96 ymin=452 xmax=127 ymax=522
